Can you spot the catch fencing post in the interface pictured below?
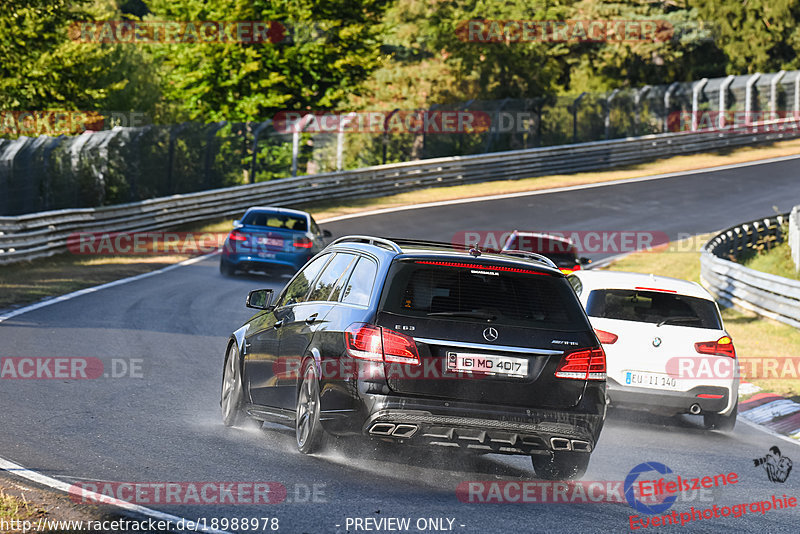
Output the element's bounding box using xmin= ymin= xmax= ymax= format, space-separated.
xmin=691 ymin=78 xmax=708 ymax=131
xmin=745 ymin=73 xmax=761 ymax=125
xmin=719 ymin=75 xmax=735 ymax=129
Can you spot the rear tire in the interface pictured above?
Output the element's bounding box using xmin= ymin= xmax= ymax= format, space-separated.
xmin=221 ymin=344 xmax=247 ymax=427
xmin=296 ymin=362 xmax=324 ymax=454
xmin=532 ymin=451 xmax=590 ymax=480
xmin=219 ymin=259 xmax=235 ymax=276
xmin=704 ymin=403 xmax=737 ymax=431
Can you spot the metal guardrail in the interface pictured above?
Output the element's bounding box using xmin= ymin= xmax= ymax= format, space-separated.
xmin=2 ymin=124 xmax=800 ymax=264
xmin=701 ymin=212 xmax=800 ymax=329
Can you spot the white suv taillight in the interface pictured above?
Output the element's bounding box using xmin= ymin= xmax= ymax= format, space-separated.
xmin=555 ymin=347 xmax=606 ymax=380
xmin=344 ymin=323 xmax=420 ymax=365
xmin=694 ymin=336 xmax=736 ymax=358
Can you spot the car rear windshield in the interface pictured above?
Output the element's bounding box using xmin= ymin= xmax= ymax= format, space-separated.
xmin=379 ymin=259 xmax=590 ymax=330
xmin=242 ymin=211 xmax=308 ymax=231
xmin=585 ymin=289 xmax=722 ymax=329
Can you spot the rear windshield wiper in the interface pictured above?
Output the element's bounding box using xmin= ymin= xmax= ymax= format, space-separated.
xmin=657 ymin=316 xmax=701 ymax=327
xmin=427 ymin=311 xmax=497 ymax=321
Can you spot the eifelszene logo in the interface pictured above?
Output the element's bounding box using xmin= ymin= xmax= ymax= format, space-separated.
xmin=625 ymin=462 xmax=677 ymax=514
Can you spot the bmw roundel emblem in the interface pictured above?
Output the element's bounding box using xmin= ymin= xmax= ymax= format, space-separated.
xmin=652 ymin=337 xmax=662 ymax=347
xmin=483 ymin=327 xmax=499 ymax=342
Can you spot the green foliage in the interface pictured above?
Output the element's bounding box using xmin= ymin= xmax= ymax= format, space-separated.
xmin=0 ymin=0 xmax=160 ymax=116
xmin=691 ymin=0 xmax=800 ymax=74
xmin=146 ymin=0 xmax=392 ymax=122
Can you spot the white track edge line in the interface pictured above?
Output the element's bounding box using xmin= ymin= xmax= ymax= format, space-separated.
xmin=0 ymin=456 xmax=230 ymax=534
xmin=737 ymin=417 xmax=800 ymax=448
xmin=321 ymin=153 xmax=800 ymax=222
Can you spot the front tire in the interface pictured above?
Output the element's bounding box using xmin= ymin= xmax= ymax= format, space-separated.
xmin=704 ymin=403 xmax=737 ymax=431
xmin=221 ymin=344 xmax=247 ymax=427
xmin=532 ymin=451 xmax=590 ymax=480
xmin=296 ymin=362 xmax=324 ymax=454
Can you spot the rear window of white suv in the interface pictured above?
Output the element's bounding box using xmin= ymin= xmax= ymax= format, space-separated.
xmin=585 ymin=289 xmax=722 ymax=329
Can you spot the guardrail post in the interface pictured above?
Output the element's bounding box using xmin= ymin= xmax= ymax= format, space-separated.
xmin=291 ymin=114 xmax=316 ymax=177
xmin=250 ymin=120 xmax=271 ymax=183
xmin=336 ymin=112 xmax=357 ymax=171
xmin=719 ymin=75 xmax=736 ymax=129
xmin=484 ymin=98 xmax=509 ymax=153
xmin=571 ymin=92 xmax=587 ymax=143
xmin=382 ymin=108 xmax=400 ymax=165
xmin=794 ymin=72 xmax=800 ymax=120
xmin=790 ymin=205 xmax=800 ymax=271
xmin=663 ymin=82 xmax=679 ymax=132
xmin=604 ymin=89 xmax=620 ymax=139
xmin=691 ymin=78 xmax=708 ymax=131
xmin=745 ymin=73 xmax=762 ymax=125
xmin=634 ymin=85 xmax=650 ymax=136
xmin=770 ymin=70 xmax=786 ymax=120
xmin=167 ymin=123 xmax=189 ymax=195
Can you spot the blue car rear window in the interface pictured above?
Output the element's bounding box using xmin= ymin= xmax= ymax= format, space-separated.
xmin=242 ymin=212 xmax=308 ymax=231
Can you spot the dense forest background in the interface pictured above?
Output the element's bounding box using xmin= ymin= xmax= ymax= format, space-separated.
xmin=3 ymin=0 xmax=797 ymax=126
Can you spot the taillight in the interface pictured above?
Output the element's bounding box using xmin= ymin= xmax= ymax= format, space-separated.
xmin=594 ymin=328 xmax=618 ymax=345
xmin=555 ymin=347 xmax=606 ymax=380
xmin=344 ymin=323 xmax=420 ymax=365
xmin=293 ymin=236 xmax=314 ymax=248
xmin=381 ymin=329 xmax=420 ymax=364
xmin=694 ymin=336 xmax=735 ymax=358
xmin=228 ymin=231 xmax=247 ymax=242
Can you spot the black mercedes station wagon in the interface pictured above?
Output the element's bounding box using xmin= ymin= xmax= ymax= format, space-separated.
xmin=221 ymin=236 xmax=607 ymax=479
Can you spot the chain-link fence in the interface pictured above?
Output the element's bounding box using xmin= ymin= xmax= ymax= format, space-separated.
xmin=3 ymin=69 xmax=800 ymax=216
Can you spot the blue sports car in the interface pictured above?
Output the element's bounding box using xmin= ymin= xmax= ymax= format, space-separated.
xmin=219 ymin=207 xmax=331 ymax=276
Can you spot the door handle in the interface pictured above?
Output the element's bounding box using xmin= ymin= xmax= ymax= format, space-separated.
xmin=305 ymin=313 xmax=319 ymax=325
xmin=273 ymin=319 xmax=284 ymax=329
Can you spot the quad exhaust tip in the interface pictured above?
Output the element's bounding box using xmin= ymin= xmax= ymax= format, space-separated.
xmin=550 ymin=437 xmax=572 ymax=450
xmin=368 ymin=423 xmax=419 ymax=439
xmin=369 ymin=423 xmax=396 ymax=436
xmin=550 ymin=437 xmax=592 ymax=452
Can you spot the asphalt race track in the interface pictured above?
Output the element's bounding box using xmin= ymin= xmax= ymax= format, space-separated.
xmin=1 ymin=158 xmax=799 ymax=533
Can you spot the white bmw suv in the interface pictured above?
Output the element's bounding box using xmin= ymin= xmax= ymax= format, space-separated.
xmin=568 ymin=270 xmax=738 ymax=431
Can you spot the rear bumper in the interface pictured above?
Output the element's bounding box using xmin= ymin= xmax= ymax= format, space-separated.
xmin=607 ymin=377 xmax=732 ymax=415
xmin=222 ymin=252 xmax=311 ymax=272
xmin=350 ymin=394 xmax=605 ymax=456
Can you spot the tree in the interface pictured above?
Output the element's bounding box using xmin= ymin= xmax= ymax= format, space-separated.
xmin=146 ymin=0 xmax=393 ymax=122
xmin=0 ymin=0 xmax=160 ymax=118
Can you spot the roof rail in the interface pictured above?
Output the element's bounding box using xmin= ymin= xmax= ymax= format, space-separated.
xmin=387 ymin=237 xmax=468 ymax=250
xmin=499 ymin=249 xmax=559 ymax=269
xmin=329 ymin=235 xmax=403 ymax=253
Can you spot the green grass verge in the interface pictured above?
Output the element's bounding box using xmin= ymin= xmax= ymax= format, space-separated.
xmin=0 ymin=489 xmax=45 ymax=528
xmin=741 ymin=239 xmax=800 ymax=281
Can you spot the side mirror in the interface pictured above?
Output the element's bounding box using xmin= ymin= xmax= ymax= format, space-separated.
xmin=233 ymin=219 xmax=243 ymax=228
xmin=579 ymin=257 xmax=592 ymax=265
xmin=246 ymin=289 xmax=274 ymax=310
xmin=322 ymin=229 xmax=332 ymax=238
